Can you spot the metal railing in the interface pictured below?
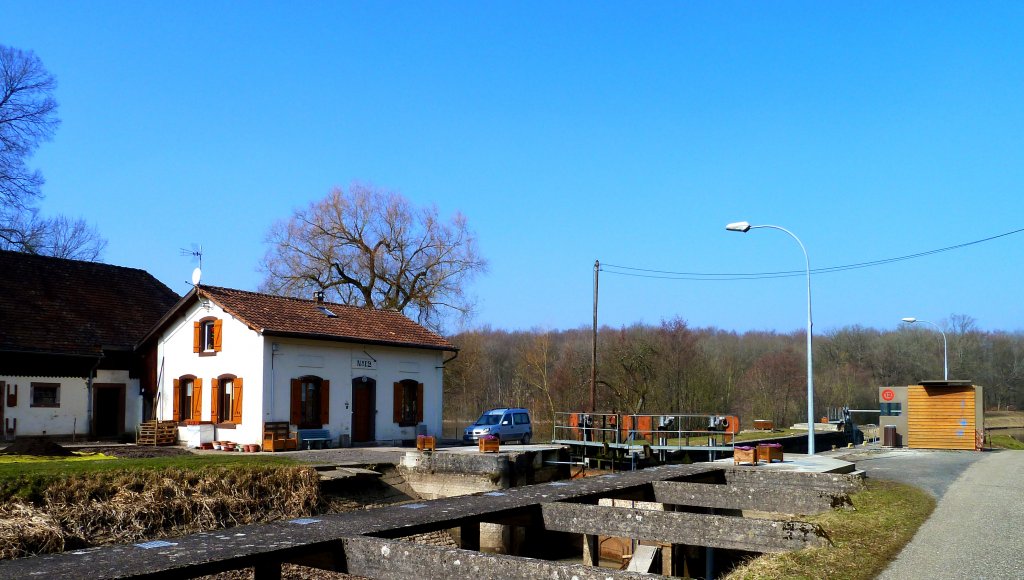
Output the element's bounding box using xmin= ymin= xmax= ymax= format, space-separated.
xmin=552 ymin=412 xmax=737 ymax=450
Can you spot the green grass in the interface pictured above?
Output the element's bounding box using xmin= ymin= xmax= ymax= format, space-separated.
xmin=988 ymin=434 xmax=1024 ymax=450
xmin=724 ymin=479 xmax=935 ymax=580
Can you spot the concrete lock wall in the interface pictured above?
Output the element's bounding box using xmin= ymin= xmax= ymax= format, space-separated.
xmin=399 ymin=449 xmax=567 ymax=552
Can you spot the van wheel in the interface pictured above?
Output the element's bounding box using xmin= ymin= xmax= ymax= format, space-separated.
xmin=522 ymin=433 xmax=531 ymax=445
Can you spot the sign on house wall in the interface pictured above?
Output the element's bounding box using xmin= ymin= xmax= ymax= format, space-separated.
xmin=352 ymin=356 xmax=376 ymax=370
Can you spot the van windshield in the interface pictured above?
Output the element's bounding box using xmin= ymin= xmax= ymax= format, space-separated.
xmin=474 ymin=414 xmax=502 ymax=426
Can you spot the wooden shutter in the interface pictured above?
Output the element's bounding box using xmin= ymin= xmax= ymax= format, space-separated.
xmin=320 ymin=380 xmax=330 ymax=425
xmin=393 ymin=382 xmax=402 ymax=423
xmin=231 ymin=378 xmax=244 ymax=424
xmin=213 ymin=319 xmax=223 ymax=352
xmin=416 ymin=383 xmax=424 ymax=423
xmin=210 ymin=379 xmax=220 ymax=422
xmin=192 ymin=379 xmax=203 ymax=420
xmin=192 ymin=322 xmax=201 ymax=353
xmin=172 ymin=378 xmax=181 ymax=421
xmin=290 ymin=379 xmax=301 ymax=425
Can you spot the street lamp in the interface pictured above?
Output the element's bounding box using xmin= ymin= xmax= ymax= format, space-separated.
xmin=726 ymin=221 xmax=816 ymax=455
xmin=901 ymin=317 xmax=948 ymax=381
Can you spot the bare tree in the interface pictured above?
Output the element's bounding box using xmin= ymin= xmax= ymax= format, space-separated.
xmin=0 ymin=44 xmax=58 ymax=213
xmin=261 ymin=183 xmax=486 ymax=329
xmin=0 ymin=45 xmax=106 ymax=260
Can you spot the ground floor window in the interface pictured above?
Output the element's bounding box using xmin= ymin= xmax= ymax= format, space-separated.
xmin=291 ymin=376 xmax=329 ymax=428
xmin=30 ymin=382 xmax=60 ymax=407
xmin=393 ymin=379 xmax=423 ymax=427
xmin=213 ymin=375 xmax=243 ymax=424
xmin=173 ymin=376 xmax=202 ymax=422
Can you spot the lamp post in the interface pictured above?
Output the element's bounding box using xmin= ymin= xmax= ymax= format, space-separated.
xmin=726 ymin=221 xmax=816 ymax=455
xmin=901 ymin=317 xmax=948 ymax=381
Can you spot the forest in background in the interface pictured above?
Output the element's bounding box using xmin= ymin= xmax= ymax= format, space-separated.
xmin=443 ymin=315 xmax=1023 ymax=433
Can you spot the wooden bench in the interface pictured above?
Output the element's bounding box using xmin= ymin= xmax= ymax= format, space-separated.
xmin=262 ymin=422 xmax=298 ymax=452
xmin=297 ymin=429 xmax=331 ymax=449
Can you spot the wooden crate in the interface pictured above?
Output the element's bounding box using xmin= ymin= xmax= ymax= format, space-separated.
xmin=478 ymin=437 xmax=499 ymax=453
xmin=417 ymin=435 xmax=436 ymax=452
xmin=137 ymin=420 xmax=177 ymax=446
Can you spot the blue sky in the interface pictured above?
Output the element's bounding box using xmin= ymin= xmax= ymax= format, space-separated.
xmin=5 ymin=2 xmax=1023 ymax=333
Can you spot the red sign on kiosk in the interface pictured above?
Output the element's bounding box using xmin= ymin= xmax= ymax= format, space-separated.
xmin=881 ymin=388 xmax=895 ymax=402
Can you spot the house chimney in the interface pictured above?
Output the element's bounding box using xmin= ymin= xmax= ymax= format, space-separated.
xmin=314 ymin=290 xmax=325 ymax=304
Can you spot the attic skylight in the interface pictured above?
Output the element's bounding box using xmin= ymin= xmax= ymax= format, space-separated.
xmin=316 ymin=305 xmax=338 ymax=318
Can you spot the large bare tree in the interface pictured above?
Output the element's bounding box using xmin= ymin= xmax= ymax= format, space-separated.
xmin=0 ymin=44 xmax=106 ymax=261
xmin=261 ymin=183 xmax=486 ymax=329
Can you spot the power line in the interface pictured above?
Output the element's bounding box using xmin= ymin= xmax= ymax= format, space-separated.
xmin=602 ymin=226 xmax=1024 ymax=281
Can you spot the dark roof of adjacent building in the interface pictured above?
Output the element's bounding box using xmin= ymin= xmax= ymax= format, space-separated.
xmin=153 ymin=285 xmax=455 ymax=352
xmin=0 ymin=250 xmax=180 ymax=357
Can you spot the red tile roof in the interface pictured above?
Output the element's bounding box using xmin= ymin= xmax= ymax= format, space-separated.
xmin=0 ymin=250 xmax=180 ymax=356
xmin=197 ymin=286 xmax=455 ymax=351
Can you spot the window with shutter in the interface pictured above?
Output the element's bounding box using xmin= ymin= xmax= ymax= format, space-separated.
xmin=176 ymin=376 xmax=198 ymax=422
xmin=197 ymin=317 xmax=220 ymax=356
xmin=395 ymin=379 xmax=421 ymax=427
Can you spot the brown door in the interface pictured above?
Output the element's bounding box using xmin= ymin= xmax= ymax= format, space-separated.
xmin=352 ymin=377 xmax=376 ymax=442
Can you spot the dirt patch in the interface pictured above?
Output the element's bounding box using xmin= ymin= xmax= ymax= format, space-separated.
xmin=0 ymin=438 xmax=75 ymax=457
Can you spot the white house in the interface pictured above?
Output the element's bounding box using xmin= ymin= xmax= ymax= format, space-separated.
xmin=141 ymin=285 xmax=457 ymax=447
xmin=0 ymin=250 xmax=180 ymax=440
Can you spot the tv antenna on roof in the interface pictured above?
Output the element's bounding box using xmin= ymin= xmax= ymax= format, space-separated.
xmin=181 ymin=244 xmax=204 ymax=286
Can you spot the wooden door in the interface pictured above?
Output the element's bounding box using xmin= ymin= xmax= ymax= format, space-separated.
xmin=352 ymin=378 xmax=376 ymax=442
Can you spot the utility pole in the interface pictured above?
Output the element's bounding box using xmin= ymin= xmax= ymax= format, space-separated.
xmin=592 ymin=260 xmax=599 ymax=413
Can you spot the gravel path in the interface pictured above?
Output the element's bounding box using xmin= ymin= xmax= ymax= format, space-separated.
xmin=877 ymin=450 xmax=1024 ymax=579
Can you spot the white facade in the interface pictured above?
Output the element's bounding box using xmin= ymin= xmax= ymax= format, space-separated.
xmin=0 ymin=369 xmax=142 ymax=439
xmin=155 ymin=299 xmax=445 ymax=447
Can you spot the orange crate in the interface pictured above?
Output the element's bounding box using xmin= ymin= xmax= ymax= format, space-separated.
xmin=478 ymin=437 xmax=499 ymax=453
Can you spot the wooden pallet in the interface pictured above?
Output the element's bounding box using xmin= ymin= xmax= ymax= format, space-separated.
xmin=137 ymin=420 xmax=177 ymax=446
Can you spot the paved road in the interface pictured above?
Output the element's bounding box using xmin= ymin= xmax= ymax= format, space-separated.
xmin=874 ymin=450 xmax=1024 ymax=579
xmin=832 ymin=447 xmax=985 ymax=498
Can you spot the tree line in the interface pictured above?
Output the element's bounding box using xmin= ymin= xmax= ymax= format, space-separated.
xmin=443 ymin=315 xmax=1023 ymax=430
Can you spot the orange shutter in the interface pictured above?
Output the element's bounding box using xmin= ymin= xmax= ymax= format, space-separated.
xmin=416 ymin=383 xmax=424 ymax=423
xmin=320 ymin=380 xmax=330 ymax=425
xmin=193 ymin=322 xmax=201 ymax=353
xmin=210 ymin=379 xmax=220 ymax=422
xmin=172 ymin=378 xmax=181 ymax=421
xmin=290 ymin=379 xmax=301 ymax=425
xmin=231 ymin=378 xmax=244 ymax=423
xmin=213 ymin=319 xmax=223 ymax=352
xmin=192 ymin=379 xmax=203 ymax=420
xmin=393 ymin=382 xmax=402 ymax=423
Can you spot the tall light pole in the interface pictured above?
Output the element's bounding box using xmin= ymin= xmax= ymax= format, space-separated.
xmin=726 ymin=221 xmax=816 ymax=455
xmin=901 ymin=317 xmax=948 ymax=381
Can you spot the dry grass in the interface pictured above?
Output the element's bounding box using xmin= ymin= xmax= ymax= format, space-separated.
xmin=724 ymin=479 xmax=934 ymax=580
xmin=985 ymin=410 xmax=1024 ymax=429
xmin=0 ymin=465 xmax=322 ymax=560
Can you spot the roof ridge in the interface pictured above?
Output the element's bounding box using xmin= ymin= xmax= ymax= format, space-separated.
xmin=0 ymin=248 xmax=150 ymax=275
xmin=200 ymin=285 xmax=397 ymax=313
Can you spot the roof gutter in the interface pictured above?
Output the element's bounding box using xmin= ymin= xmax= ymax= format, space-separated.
xmin=442 ymin=350 xmax=459 ymax=366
